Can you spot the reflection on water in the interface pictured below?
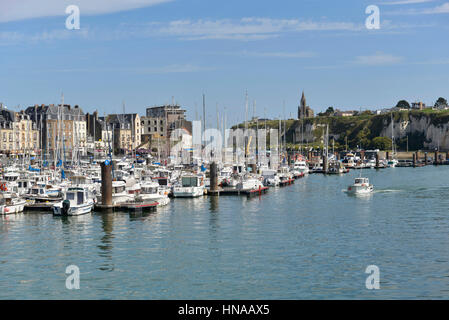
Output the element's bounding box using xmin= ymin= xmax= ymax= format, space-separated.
xmin=2 ymin=166 xmax=449 ymax=299
xmin=98 ymin=213 xmax=114 ymax=272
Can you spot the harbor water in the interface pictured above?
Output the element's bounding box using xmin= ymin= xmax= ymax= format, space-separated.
xmin=1 ymin=166 xmax=449 ymax=299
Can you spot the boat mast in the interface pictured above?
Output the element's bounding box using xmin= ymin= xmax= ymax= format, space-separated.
xmin=202 ymin=93 xmax=206 ymax=164
xmin=391 ymin=112 xmax=395 ymax=157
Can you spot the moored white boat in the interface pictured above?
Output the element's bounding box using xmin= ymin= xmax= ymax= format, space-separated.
xmin=53 ymin=187 xmax=95 ymax=216
xmin=0 ymin=193 xmax=27 ymax=215
xmin=173 ymin=175 xmax=205 ymax=198
xmin=137 ymin=181 xmax=170 ymax=206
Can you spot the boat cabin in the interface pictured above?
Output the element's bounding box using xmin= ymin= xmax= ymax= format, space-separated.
xmin=141 ymin=183 xmax=159 ymax=194
xmin=3 ymin=172 xmax=19 ymax=182
xmin=232 ymin=164 xmax=245 ymax=174
xmin=181 ymin=176 xmax=201 ymax=187
xmin=354 ymin=178 xmax=369 ymax=185
xmin=65 ymin=188 xmax=87 ymax=206
xmin=112 ymin=181 xmax=126 ymax=194
xmin=153 ymin=177 xmax=169 ymax=187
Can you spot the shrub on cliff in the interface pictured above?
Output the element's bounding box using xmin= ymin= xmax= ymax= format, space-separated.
xmin=371 ymin=137 xmax=392 ymax=150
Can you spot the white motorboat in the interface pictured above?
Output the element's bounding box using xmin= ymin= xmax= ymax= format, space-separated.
xmin=261 ymin=169 xmax=280 ymax=187
xmin=387 ymin=159 xmax=398 ymax=168
xmin=342 ymin=153 xmax=359 ymax=168
xmin=293 ymin=160 xmax=309 ymax=175
xmin=347 ymin=177 xmax=374 ymax=195
xmin=236 ymin=176 xmax=264 ymax=191
xmin=53 ymin=187 xmax=95 ymax=216
xmin=137 ymin=181 xmax=170 ymax=206
xmin=111 ymin=180 xmax=135 ymax=204
xmin=23 ymin=185 xmax=64 ymax=203
xmin=0 ymin=193 xmax=27 ymax=215
xmin=172 ymin=175 xmax=205 ymax=198
xmin=328 ymin=161 xmax=346 ymax=174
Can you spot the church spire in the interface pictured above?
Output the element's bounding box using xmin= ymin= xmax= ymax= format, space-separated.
xmin=301 ymin=91 xmax=306 ymax=108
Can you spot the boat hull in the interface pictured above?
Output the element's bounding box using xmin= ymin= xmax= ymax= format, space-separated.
xmin=0 ymin=200 xmax=26 ymax=215
xmin=347 ymin=185 xmax=374 ymax=195
xmin=173 ymin=187 xmax=204 ymax=198
xmin=53 ymin=202 xmax=93 ymax=216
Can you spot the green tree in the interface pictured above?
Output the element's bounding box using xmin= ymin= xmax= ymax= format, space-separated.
xmin=435 ymin=97 xmax=448 ymax=108
xmin=355 ymin=127 xmax=371 ymax=149
xmin=318 ymin=106 xmax=335 ymax=117
xmin=396 ymin=100 xmax=410 ymax=109
xmin=325 ymin=106 xmax=334 ymax=115
xmin=371 ymin=137 xmax=392 ymax=150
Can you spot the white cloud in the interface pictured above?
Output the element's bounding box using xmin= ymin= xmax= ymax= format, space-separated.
xmin=155 ymin=18 xmax=361 ymax=41
xmin=421 ymin=2 xmax=449 ymax=13
xmin=387 ymin=2 xmax=449 ymax=14
xmin=381 ymin=0 xmax=435 ymax=5
xmin=0 ymin=28 xmax=89 ymax=45
xmin=240 ymin=51 xmax=316 ymax=58
xmin=354 ymin=52 xmax=403 ymax=66
xmin=43 ymin=64 xmax=212 ymax=74
xmin=137 ymin=64 xmax=214 ymax=74
xmin=0 ymin=0 xmax=172 ymax=23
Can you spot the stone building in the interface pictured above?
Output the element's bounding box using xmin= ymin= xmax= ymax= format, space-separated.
xmin=25 ymin=104 xmax=87 ymax=158
xmin=101 ymin=113 xmax=141 ymax=154
xmin=142 ymin=104 xmax=191 ymax=143
xmin=298 ymin=91 xmax=314 ymax=119
xmin=0 ymin=108 xmax=39 ymax=155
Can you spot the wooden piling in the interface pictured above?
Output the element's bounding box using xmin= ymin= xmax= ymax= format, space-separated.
xmin=412 ymin=153 xmax=416 ymax=168
xmin=424 ymin=152 xmax=428 ymax=166
xmin=434 ymin=151 xmax=439 ymax=165
xmin=375 ymin=153 xmax=380 ymax=169
xmin=101 ymin=161 xmax=112 ymax=206
xmin=210 ymin=161 xmax=218 ymax=194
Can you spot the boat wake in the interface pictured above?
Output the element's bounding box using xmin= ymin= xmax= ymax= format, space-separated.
xmin=373 ymin=189 xmax=402 ymax=194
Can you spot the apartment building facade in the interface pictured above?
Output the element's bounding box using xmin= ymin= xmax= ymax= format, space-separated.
xmin=25 ymin=104 xmax=87 ymax=157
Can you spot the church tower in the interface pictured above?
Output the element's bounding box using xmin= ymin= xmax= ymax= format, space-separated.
xmin=298 ymin=91 xmax=314 ymax=119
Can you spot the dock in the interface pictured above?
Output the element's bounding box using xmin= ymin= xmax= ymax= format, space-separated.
xmin=94 ymin=202 xmax=158 ymax=213
xmin=279 ymin=178 xmax=295 ymax=187
xmin=207 ymin=186 xmax=269 ymax=197
xmin=24 ymin=203 xmax=57 ymax=212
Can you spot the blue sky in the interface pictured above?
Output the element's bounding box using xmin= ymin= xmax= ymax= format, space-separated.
xmin=1 ymin=0 xmax=449 ymax=126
